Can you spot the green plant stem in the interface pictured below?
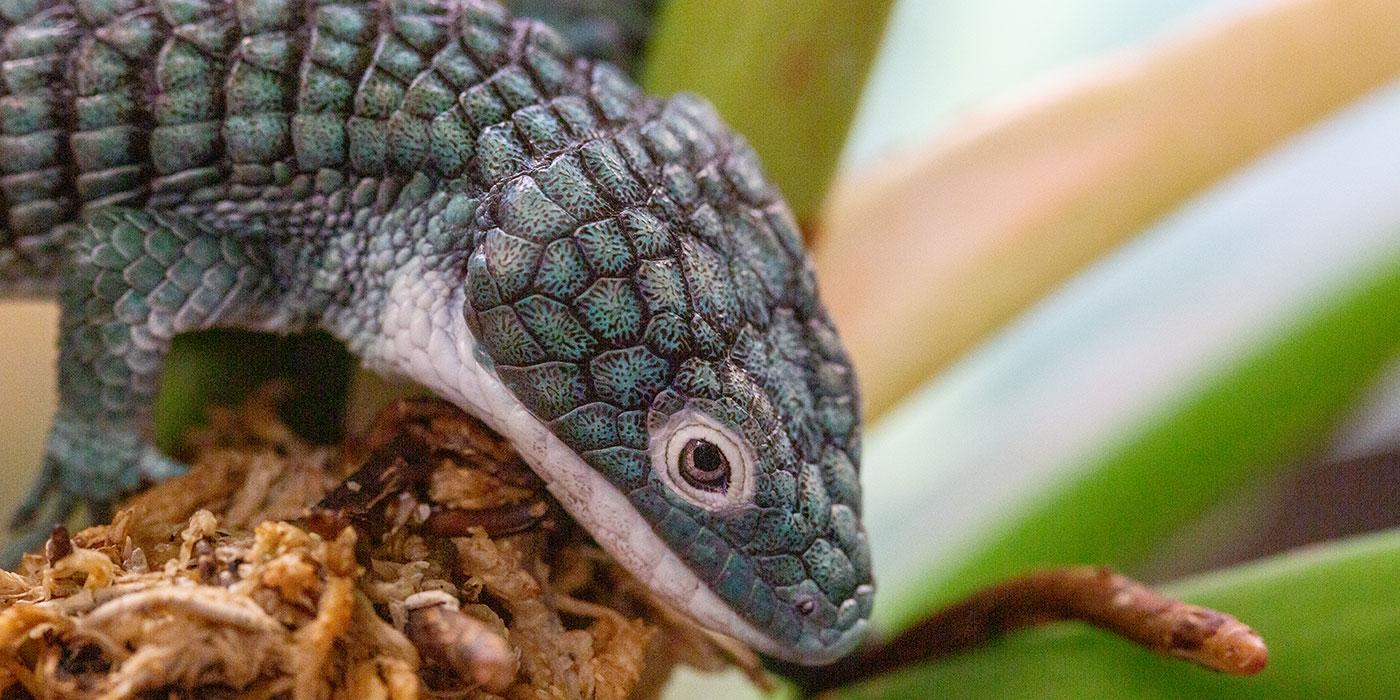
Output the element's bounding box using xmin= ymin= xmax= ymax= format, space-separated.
xmin=836 ymin=528 xmax=1400 ymax=699
xmin=641 ymin=0 xmax=894 ymax=219
xmin=886 ymin=246 xmax=1400 ymax=629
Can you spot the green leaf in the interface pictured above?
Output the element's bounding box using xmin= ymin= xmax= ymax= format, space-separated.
xmin=836 ymin=529 xmax=1400 ymax=699
xmin=817 ymin=0 xmax=1400 ymax=417
xmin=153 ymin=330 xmax=353 ymax=453
xmin=641 ymin=0 xmax=893 ymax=218
xmin=881 ymin=244 xmax=1400 ymax=629
xmin=854 ymin=78 xmax=1400 ymax=634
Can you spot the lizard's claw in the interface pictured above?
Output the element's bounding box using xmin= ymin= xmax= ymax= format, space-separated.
xmin=9 ymin=453 xmax=62 ymax=530
xmin=5 ymin=419 xmax=184 ymax=567
xmin=137 ymin=448 xmax=187 ymax=483
xmin=0 ymin=523 xmax=63 ymax=569
xmin=4 ymin=463 xmax=78 ymax=568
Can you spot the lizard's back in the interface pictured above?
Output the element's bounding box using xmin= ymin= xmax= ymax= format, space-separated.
xmin=0 ymin=0 xmax=672 ymax=293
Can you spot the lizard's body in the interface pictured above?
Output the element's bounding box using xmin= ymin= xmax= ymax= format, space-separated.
xmin=0 ymin=0 xmax=870 ymax=663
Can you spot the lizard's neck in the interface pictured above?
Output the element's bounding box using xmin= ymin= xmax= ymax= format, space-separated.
xmin=313 ymin=184 xmax=480 ymax=354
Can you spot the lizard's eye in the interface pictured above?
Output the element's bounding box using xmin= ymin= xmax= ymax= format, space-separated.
xmin=679 ymin=439 xmax=730 ymax=491
xmin=652 ymin=409 xmax=755 ymax=511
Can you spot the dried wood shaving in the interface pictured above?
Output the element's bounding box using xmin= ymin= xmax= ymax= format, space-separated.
xmin=0 ymin=393 xmax=763 ymax=699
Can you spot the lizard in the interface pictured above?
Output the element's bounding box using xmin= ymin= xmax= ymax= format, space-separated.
xmin=0 ymin=0 xmax=872 ymax=665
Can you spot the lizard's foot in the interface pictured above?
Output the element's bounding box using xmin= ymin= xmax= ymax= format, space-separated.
xmin=6 ymin=419 xmax=186 ymax=563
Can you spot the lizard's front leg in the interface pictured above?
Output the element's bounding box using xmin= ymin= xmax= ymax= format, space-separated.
xmin=8 ymin=208 xmax=280 ymax=555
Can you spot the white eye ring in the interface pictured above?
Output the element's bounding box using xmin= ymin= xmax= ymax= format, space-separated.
xmin=650 ymin=409 xmax=756 ymax=512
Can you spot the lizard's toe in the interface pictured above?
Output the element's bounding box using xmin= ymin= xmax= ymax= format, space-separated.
xmin=138 ymin=447 xmax=188 ymax=482
xmin=9 ymin=456 xmax=61 ymax=530
xmin=4 ymin=420 xmax=182 ymax=565
xmin=3 ymin=488 xmax=77 ymax=569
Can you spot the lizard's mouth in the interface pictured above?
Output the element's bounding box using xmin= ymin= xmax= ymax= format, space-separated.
xmin=792 ymin=616 xmax=870 ymax=664
xmin=508 ymin=421 xmax=870 ymax=664
xmin=462 ymin=359 xmax=868 ymax=664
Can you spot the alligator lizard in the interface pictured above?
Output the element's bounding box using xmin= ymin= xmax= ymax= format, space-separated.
xmin=0 ymin=0 xmax=871 ymax=664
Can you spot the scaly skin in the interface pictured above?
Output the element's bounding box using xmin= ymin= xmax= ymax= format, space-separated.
xmin=0 ymin=0 xmax=870 ymax=663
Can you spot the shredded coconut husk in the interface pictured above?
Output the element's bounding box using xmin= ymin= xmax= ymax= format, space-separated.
xmin=0 ymin=390 xmax=766 ymax=699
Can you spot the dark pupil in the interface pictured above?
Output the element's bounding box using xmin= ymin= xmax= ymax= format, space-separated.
xmin=693 ymin=442 xmax=723 ymax=472
xmin=681 ymin=439 xmax=729 ymax=490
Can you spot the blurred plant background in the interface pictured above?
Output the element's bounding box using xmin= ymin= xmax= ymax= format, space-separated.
xmin=4 ymin=0 xmax=1400 ymax=697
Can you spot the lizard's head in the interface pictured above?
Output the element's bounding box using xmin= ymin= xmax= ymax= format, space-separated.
xmin=459 ymin=95 xmax=871 ymax=664
xmin=626 ymin=297 xmax=873 ymax=665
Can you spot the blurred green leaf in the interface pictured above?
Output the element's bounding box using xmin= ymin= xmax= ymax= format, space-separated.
xmin=837 ymin=529 xmax=1400 ymax=699
xmin=819 ymin=0 xmax=1400 ymax=417
xmin=642 ymin=0 xmax=893 ymax=218
xmin=154 ymin=331 xmax=352 ymax=453
xmin=883 ymin=245 xmax=1400 ymax=628
xmin=856 ymin=77 xmax=1400 ymax=634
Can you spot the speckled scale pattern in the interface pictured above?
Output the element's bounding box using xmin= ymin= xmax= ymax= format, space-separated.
xmin=0 ymin=0 xmax=82 ymax=288
xmin=463 ymin=92 xmax=870 ymax=649
xmin=58 ymin=208 xmax=278 ymax=427
xmin=0 ymin=0 xmax=870 ymax=656
xmin=44 ymin=206 xmax=277 ymax=505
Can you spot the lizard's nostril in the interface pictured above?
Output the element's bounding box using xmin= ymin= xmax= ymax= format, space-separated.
xmin=796 ymin=598 xmax=817 ymax=617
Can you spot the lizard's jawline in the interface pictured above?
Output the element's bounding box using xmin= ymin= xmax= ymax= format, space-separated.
xmin=370 ymin=268 xmax=854 ymax=664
